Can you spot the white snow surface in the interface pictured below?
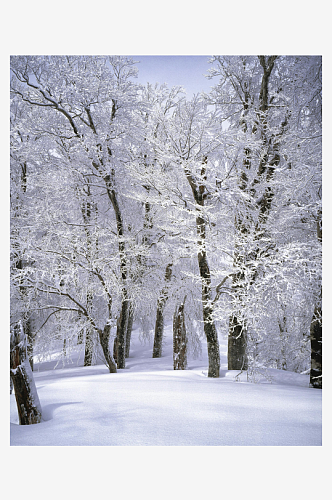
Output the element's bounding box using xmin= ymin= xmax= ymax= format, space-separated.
xmin=10 ymin=324 xmax=322 ymax=446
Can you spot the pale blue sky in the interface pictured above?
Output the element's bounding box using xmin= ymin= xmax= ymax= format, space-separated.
xmin=132 ymin=55 xmax=215 ymax=97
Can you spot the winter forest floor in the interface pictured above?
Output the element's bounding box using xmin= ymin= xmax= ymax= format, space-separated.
xmin=10 ymin=323 xmax=322 ymax=446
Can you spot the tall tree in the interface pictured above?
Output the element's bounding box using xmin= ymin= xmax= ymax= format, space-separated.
xmin=155 ymin=96 xmax=226 ymax=377
xmin=208 ymin=56 xmax=322 ymax=377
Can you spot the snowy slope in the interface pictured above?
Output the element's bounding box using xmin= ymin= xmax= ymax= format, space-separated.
xmin=10 ymin=324 xmax=322 ymax=446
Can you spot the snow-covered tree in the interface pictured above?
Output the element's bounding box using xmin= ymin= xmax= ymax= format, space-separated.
xmin=207 ymin=55 xmax=322 ymax=383
xmin=150 ymin=95 xmax=229 ymax=377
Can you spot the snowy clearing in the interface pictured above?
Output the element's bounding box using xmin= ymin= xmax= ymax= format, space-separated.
xmin=10 ymin=324 xmax=321 ymax=446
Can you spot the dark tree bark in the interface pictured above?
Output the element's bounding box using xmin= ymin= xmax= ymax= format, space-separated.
xmin=81 ymin=185 xmax=96 ymax=367
xmin=277 ymin=309 xmax=288 ymax=370
xmin=153 ymin=308 xmax=165 ymax=358
xmin=84 ymin=327 xmax=94 ymax=366
xmin=63 ymin=337 xmax=67 ymax=357
xmin=10 ymin=322 xmax=42 ymax=425
xmin=25 ymin=316 xmax=34 ymax=370
xmin=115 ymin=297 xmax=130 ymax=369
xmin=197 ymin=238 xmax=220 ymax=378
xmin=113 ymin=317 xmax=119 ymax=364
xmin=99 ymin=324 xmax=117 ymax=373
xmin=153 ymin=263 xmax=173 ymax=358
xmin=84 ymin=291 xmax=94 ymax=366
xmin=310 ymin=215 xmax=322 ymax=389
xmin=173 ymin=299 xmax=188 ymax=370
xmin=125 ymin=302 xmax=135 ymax=358
xmin=310 ymin=306 xmax=322 ymax=389
xmin=228 ymin=314 xmax=248 ymax=371
xmin=77 ymin=329 xmax=83 ymax=344
xmin=228 ymin=244 xmax=248 ymax=371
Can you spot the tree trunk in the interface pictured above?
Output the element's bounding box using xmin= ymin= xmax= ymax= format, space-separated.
xmin=99 ymin=324 xmax=117 ymax=373
xmin=16 ymin=257 xmax=35 ymax=370
xmin=125 ymin=302 xmax=135 ymax=358
xmin=113 ymin=321 xmax=118 ymax=364
xmin=77 ymin=329 xmax=83 ymax=344
xmin=184 ymin=159 xmax=220 ymax=378
xmin=153 ymin=307 xmax=165 ymax=359
xmin=203 ymin=311 xmax=220 ymax=378
xmin=84 ymin=326 xmax=94 ymax=366
xmin=103 ymin=172 xmax=129 ymax=370
xmin=10 ymin=321 xmax=42 ymax=425
xmin=84 ymin=290 xmax=94 ymax=366
xmin=115 ymin=297 xmax=130 ymax=369
xmin=82 ymin=189 xmax=96 ymax=367
xmin=196 ymin=215 xmax=220 ymax=378
xmin=227 ymin=56 xmax=279 ymax=372
xmin=228 ymin=315 xmax=247 ymax=370
xmin=310 ymin=306 xmax=322 ymax=388
xmin=153 ymin=263 xmax=173 ymax=358
xmin=173 ymin=300 xmax=187 ymax=370
xmin=310 ymin=216 xmax=322 ymax=388
xmin=199 ymin=262 xmax=220 ymax=377
xmin=25 ymin=316 xmax=34 ymax=370
xmin=277 ymin=309 xmax=288 ymax=370
xmin=228 ymin=261 xmax=248 ymax=370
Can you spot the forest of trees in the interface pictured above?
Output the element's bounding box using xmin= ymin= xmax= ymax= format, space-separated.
xmin=10 ymin=55 xmax=322 ymax=423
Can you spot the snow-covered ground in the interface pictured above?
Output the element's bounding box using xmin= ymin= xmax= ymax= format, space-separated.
xmin=10 ymin=323 xmax=322 ymax=446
